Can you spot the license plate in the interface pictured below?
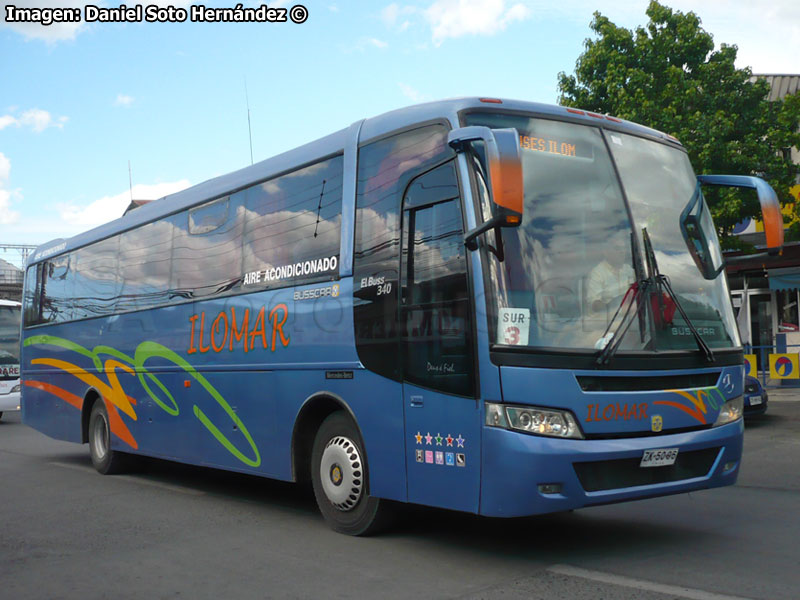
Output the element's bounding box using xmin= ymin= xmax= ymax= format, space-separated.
xmin=749 ymin=395 xmax=762 ymax=406
xmin=640 ymin=448 xmax=679 ymax=468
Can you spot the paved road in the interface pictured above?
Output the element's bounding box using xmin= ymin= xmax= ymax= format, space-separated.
xmin=1 ymin=399 xmax=798 ymax=600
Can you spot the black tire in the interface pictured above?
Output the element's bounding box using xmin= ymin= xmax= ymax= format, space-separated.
xmin=88 ymin=400 xmax=129 ymax=474
xmin=310 ymin=411 xmax=391 ymax=536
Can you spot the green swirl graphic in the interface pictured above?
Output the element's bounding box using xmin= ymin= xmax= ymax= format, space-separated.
xmin=25 ymin=335 xmax=261 ymax=467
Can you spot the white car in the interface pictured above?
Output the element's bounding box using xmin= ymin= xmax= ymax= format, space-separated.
xmin=0 ymin=299 xmax=21 ymax=420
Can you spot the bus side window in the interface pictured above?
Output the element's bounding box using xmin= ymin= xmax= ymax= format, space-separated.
xmin=23 ymin=264 xmax=43 ymax=327
xmin=173 ymin=195 xmax=244 ymax=299
xmin=41 ymin=254 xmax=74 ymax=323
xmin=73 ymin=236 xmax=121 ymax=320
xmin=401 ymin=162 xmax=474 ymax=397
xmin=119 ymin=218 xmax=174 ymax=310
xmin=243 ymin=155 xmax=343 ymax=290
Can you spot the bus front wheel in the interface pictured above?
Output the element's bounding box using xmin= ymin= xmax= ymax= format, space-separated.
xmin=310 ymin=411 xmax=390 ymax=535
xmin=88 ymin=400 xmax=128 ymax=475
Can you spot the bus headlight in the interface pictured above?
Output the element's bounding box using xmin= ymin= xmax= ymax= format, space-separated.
xmin=713 ymin=396 xmax=743 ymax=427
xmin=486 ymin=403 xmax=584 ymax=439
xmin=11 ymin=384 xmax=21 ymax=393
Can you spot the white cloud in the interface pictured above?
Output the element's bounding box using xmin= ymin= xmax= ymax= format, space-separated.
xmin=381 ymin=3 xmax=416 ymax=35
xmin=0 ymin=153 xmax=21 ymax=226
xmin=424 ymin=0 xmax=531 ymax=45
xmin=344 ymin=37 xmax=390 ymax=52
xmin=398 ymin=82 xmax=426 ymax=103
xmin=382 ymin=3 xmax=417 ymax=28
xmin=536 ymin=0 xmax=800 ymax=74
xmin=0 ymin=108 xmax=67 ymax=133
xmin=664 ymin=0 xmax=800 ymax=73
xmin=1 ymin=0 xmax=85 ymax=43
xmin=58 ymin=180 xmax=192 ymax=228
xmin=115 ymin=94 xmax=135 ymax=107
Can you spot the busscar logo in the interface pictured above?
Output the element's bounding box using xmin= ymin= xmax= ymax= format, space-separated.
xmin=293 ymin=283 xmax=340 ymax=301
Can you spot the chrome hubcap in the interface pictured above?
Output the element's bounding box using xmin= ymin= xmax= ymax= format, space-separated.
xmin=319 ymin=436 xmax=363 ymax=511
xmin=91 ymin=412 xmax=109 ymax=461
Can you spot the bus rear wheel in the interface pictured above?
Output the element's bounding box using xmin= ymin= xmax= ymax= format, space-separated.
xmin=88 ymin=400 xmax=129 ymax=474
xmin=310 ymin=412 xmax=390 ymax=536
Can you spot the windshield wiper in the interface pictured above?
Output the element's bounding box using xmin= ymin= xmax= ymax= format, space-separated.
xmin=642 ymin=227 xmax=715 ymax=363
xmin=596 ymin=232 xmax=648 ymax=365
xmin=595 ymin=278 xmax=649 ymax=365
xmin=596 ymin=228 xmax=715 ymax=365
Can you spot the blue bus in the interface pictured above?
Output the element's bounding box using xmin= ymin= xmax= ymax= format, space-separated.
xmin=21 ymin=98 xmax=783 ymax=534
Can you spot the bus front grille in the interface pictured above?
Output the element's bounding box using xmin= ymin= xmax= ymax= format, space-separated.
xmin=572 ymin=447 xmax=721 ymax=492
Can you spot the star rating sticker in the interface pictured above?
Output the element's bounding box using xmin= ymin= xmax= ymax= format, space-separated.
xmin=456 ymin=434 xmax=465 ymax=448
xmin=446 ymin=434 xmax=454 ymax=447
xmin=424 ymin=432 xmax=433 ymax=445
xmin=435 ymin=433 xmax=443 ymax=446
xmin=414 ymin=431 xmax=423 ymax=444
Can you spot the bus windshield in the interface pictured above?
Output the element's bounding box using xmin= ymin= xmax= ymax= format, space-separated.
xmin=463 ymin=112 xmax=738 ymax=354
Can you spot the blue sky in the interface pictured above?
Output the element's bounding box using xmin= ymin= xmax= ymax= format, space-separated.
xmin=2 ymin=0 xmax=798 ymax=267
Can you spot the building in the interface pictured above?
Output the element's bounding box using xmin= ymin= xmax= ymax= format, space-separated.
xmin=0 ymin=258 xmax=23 ymax=302
xmin=727 ymin=75 xmax=800 ymax=372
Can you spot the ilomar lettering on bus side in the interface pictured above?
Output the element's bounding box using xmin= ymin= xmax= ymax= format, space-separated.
xmin=188 ymin=304 xmax=290 ymax=354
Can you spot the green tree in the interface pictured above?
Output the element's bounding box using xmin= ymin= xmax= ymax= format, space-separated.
xmin=558 ymin=0 xmax=800 ymax=249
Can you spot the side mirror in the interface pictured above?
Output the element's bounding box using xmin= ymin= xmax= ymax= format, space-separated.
xmin=448 ymin=126 xmax=524 ymax=250
xmin=697 ymin=175 xmax=784 ymax=252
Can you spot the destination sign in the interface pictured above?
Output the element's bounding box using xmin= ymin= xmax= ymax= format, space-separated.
xmin=519 ymin=134 xmax=591 ymax=159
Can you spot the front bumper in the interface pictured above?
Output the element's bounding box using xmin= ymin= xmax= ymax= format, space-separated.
xmin=480 ymin=419 xmax=743 ymax=517
xmin=0 ymin=391 xmax=21 ymax=413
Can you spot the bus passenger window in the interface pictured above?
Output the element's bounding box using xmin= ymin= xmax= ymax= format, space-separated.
xmin=73 ymin=236 xmax=121 ymax=320
xmin=173 ymin=195 xmax=244 ymax=299
xmin=243 ymin=155 xmax=343 ymax=290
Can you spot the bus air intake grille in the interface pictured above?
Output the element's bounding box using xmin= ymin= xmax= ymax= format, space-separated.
xmin=572 ymin=447 xmax=721 ymax=492
xmin=576 ymin=372 xmax=720 ymax=392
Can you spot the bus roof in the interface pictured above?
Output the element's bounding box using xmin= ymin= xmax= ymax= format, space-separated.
xmin=28 ymin=97 xmax=678 ymax=266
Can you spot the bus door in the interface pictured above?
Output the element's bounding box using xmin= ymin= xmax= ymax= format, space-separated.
xmin=400 ymin=161 xmax=481 ymax=512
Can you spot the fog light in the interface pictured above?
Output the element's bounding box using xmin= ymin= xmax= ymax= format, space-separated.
xmin=723 ymin=461 xmax=738 ymax=473
xmin=538 ymin=483 xmax=563 ymax=495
